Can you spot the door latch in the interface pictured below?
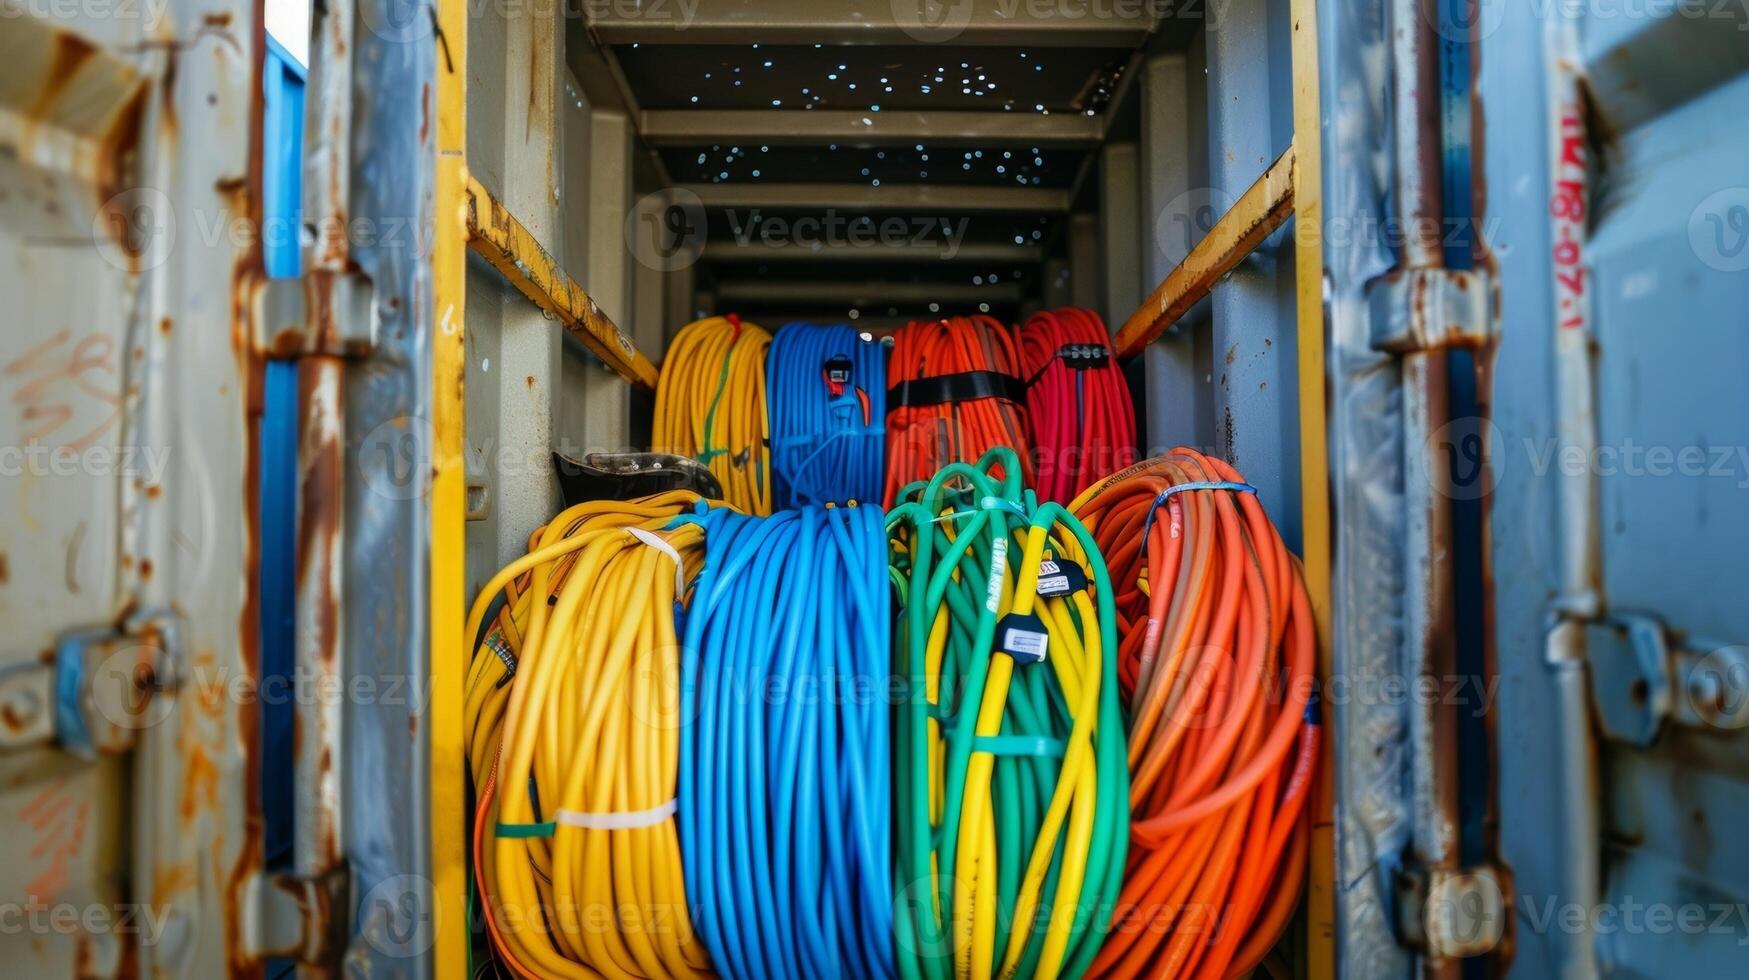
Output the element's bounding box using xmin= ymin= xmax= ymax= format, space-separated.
xmin=0 ymin=610 xmax=181 ymax=756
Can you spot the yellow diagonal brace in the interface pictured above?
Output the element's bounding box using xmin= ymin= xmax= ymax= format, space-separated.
xmin=462 ymin=177 xmax=660 ymax=389
xmin=1113 ymin=145 xmax=1298 ymax=358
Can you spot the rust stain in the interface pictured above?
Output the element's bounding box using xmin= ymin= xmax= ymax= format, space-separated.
xmin=95 ymin=85 xmax=149 ymax=270
xmin=526 ymin=375 xmax=536 ymax=389
xmin=26 ymin=31 xmax=98 ymax=119
xmin=0 ymin=550 xmax=8 ymax=585
xmin=159 ymin=317 xmax=173 ymax=335
xmin=138 ymin=557 xmax=154 ymax=580
xmin=225 ymin=31 xmax=269 ymax=972
xmin=419 ymin=82 xmax=431 ymax=143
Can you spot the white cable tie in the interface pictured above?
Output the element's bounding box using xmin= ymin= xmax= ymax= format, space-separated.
xmin=628 ymin=526 xmax=686 ymax=598
xmin=554 ymin=797 xmax=678 ymax=830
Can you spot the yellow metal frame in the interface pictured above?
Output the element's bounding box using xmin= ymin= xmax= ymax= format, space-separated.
xmin=431 ymin=0 xmax=1332 ymax=975
xmin=430 ymin=0 xmax=469 ymax=970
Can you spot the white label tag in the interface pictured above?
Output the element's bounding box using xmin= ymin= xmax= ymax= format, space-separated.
xmin=1003 ymin=627 xmax=1049 ymax=661
xmin=1037 ymin=574 xmax=1070 ymax=595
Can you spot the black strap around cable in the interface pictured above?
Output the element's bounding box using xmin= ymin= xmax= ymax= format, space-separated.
xmin=1023 ymin=343 xmax=1112 ymax=388
xmin=888 ymin=370 xmax=1025 ymax=409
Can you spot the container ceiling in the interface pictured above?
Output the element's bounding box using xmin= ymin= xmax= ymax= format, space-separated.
xmin=575 ymin=1 xmax=1179 ymax=318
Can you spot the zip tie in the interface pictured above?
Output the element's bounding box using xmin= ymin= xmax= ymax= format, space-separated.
xmin=495 ymin=798 xmax=679 ymax=837
xmin=979 ymin=495 xmax=1027 ymax=518
xmin=970 ymin=734 xmax=1067 ymax=758
xmin=628 ymin=526 xmax=686 ymax=600
xmin=1141 ymin=480 xmax=1258 ymax=539
xmin=556 ymin=798 xmax=678 ymax=830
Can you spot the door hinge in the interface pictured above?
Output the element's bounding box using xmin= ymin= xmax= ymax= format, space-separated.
xmin=1366 ymin=267 xmax=1492 ymax=353
xmin=0 ymin=610 xmax=182 ymax=756
xmin=1580 ymin=610 xmax=1749 ymax=747
xmin=1396 ymin=862 xmax=1509 ymax=960
xmin=245 ymin=865 xmax=352 ymax=967
xmin=254 ymin=269 xmax=378 ymax=359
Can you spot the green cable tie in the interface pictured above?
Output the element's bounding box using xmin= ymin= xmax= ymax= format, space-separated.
xmin=970 ymin=734 xmax=1067 ymax=758
xmin=494 ymin=820 xmax=556 ymax=839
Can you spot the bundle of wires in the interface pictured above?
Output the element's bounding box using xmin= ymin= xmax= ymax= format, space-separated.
xmin=465 ymin=491 xmax=714 ymax=979
xmin=884 ymin=316 xmax=1031 ymax=507
xmin=1068 ymin=450 xmax=1319 ymax=979
xmin=1018 ymin=308 xmax=1137 ymax=504
xmin=887 ymin=446 xmax=1129 ymax=980
xmin=655 ymin=315 xmax=774 ymax=514
xmin=676 ymin=502 xmax=894 ymax=979
xmin=766 ymin=322 xmax=887 ymax=508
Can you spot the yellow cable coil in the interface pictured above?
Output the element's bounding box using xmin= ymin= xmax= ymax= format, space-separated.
xmin=653 ymin=316 xmax=773 ymax=515
xmin=466 ymin=491 xmax=714 ymax=980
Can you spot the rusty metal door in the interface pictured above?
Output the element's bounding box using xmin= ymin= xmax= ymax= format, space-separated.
xmin=0 ymin=0 xmax=267 ymax=974
xmin=1480 ymin=3 xmax=1749 ymax=977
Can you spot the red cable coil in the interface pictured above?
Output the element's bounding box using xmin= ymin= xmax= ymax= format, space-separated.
xmin=1018 ymin=307 xmax=1138 ymax=503
xmin=882 ymin=315 xmax=1032 ymax=506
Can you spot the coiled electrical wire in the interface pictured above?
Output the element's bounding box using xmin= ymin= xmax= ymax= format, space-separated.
xmin=883 ymin=316 xmax=1031 ymax=507
xmin=464 ymin=492 xmax=714 ymax=980
xmin=766 ymin=322 xmax=886 ymax=508
xmin=677 ymin=503 xmax=895 ymax=979
xmin=1018 ymin=308 xmax=1137 ymax=504
xmin=655 ymin=315 xmax=773 ymax=515
xmin=887 ymin=446 xmax=1129 ymax=980
xmin=1068 ymin=451 xmax=1319 ymax=979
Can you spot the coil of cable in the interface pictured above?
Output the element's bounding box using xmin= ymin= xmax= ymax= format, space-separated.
xmin=1068 ymin=450 xmax=1319 ymax=979
xmin=677 ymin=502 xmax=895 ymax=980
xmin=887 ymin=446 xmax=1129 ymax=980
xmin=1018 ymin=308 xmax=1137 ymax=504
xmin=464 ymin=491 xmax=714 ymax=980
xmin=883 ymin=315 xmax=1031 ymax=507
xmin=766 ymin=322 xmax=886 ymax=508
xmin=655 ymin=315 xmax=773 ymax=515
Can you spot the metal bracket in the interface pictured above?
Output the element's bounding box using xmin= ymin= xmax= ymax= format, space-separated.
xmin=0 ymin=610 xmax=182 ymax=756
xmin=1585 ymin=611 xmax=1749 ymax=746
xmin=1366 ymin=267 xmax=1492 ymax=353
xmin=245 ymin=865 xmax=352 ymax=966
xmin=254 ymin=269 xmax=379 ymax=359
xmin=1395 ymin=862 xmax=1508 ymax=960
xmin=553 ymin=451 xmax=724 ymax=508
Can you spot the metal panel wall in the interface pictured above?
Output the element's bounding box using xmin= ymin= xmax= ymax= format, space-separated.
xmin=0 ymin=0 xmax=263 ymax=974
xmin=1483 ymin=4 xmax=1749 ymax=977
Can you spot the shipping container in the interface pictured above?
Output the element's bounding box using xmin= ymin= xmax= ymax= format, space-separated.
xmin=2 ymin=0 xmax=1747 ymax=976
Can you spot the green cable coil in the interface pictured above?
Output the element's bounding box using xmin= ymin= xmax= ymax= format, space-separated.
xmin=887 ymin=445 xmax=1130 ymax=980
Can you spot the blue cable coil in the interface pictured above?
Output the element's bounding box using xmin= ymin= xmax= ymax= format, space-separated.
xmin=676 ymin=503 xmax=896 ymax=979
xmin=766 ymin=323 xmax=887 ymax=509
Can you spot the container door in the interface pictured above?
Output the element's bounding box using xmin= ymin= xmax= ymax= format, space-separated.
xmin=1481 ymin=4 xmax=1749 ymax=977
xmin=0 ymin=0 xmax=264 ymax=974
